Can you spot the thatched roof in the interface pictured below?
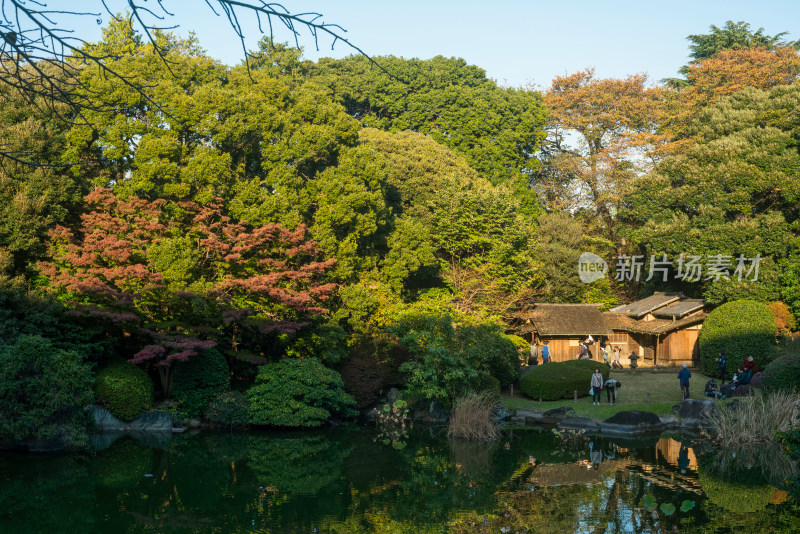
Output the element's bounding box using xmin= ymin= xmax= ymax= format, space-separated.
xmin=517 ymin=303 xmax=612 ymax=336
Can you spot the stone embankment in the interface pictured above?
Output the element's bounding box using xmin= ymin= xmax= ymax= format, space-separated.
xmin=511 ymin=398 xmax=718 ymax=436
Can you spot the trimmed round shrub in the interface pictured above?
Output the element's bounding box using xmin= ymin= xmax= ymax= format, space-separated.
xmin=171 ymin=348 xmax=230 ymax=418
xmin=246 ymin=357 xmax=357 ymax=427
xmin=699 ymin=300 xmax=776 ymax=376
xmin=95 ymin=360 xmax=153 ymax=422
xmin=762 ymin=354 xmax=800 ymax=395
xmin=520 ymin=360 xmax=610 ymax=401
xmin=206 ymin=391 xmax=249 ymax=427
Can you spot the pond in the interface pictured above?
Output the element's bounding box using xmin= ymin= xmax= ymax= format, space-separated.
xmin=1 ymin=426 xmax=799 ymax=533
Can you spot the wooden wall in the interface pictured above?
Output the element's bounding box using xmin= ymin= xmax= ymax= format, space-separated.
xmin=657 ymin=327 xmax=700 ymax=367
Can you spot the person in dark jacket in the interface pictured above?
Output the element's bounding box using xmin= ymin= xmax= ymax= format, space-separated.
xmin=704 ymin=378 xmax=721 ymax=399
xmin=716 ymin=351 xmax=727 ymax=383
xmin=678 ymin=364 xmax=691 ymax=399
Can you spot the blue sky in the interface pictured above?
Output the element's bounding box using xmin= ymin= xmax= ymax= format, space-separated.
xmin=68 ymin=1 xmax=800 ymax=88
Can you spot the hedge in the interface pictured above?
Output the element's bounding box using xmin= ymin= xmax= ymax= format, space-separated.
xmin=762 ymin=354 xmax=800 ymax=395
xmin=520 ymin=360 xmax=610 ymax=401
xmin=95 ymin=360 xmax=153 ymax=422
xmin=698 ymin=300 xmax=776 ymax=376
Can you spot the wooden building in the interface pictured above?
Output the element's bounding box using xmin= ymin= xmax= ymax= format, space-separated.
xmin=513 ymin=293 xmax=707 ymax=367
xmin=606 ymin=293 xmax=706 ymax=367
xmin=516 ymin=303 xmax=612 ymax=363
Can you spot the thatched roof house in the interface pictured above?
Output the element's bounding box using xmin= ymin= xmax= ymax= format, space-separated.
xmin=516 ymin=303 xmax=610 ymax=362
xmin=513 ymin=293 xmax=707 ymax=367
xmin=606 ymin=293 xmax=706 ymax=367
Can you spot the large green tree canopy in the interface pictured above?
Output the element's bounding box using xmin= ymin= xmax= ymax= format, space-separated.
xmin=621 ymin=84 xmax=800 ymax=306
xmin=308 ymin=54 xmax=548 ymax=213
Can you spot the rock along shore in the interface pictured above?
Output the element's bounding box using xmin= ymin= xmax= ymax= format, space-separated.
xmin=511 ymin=398 xmax=718 ymax=437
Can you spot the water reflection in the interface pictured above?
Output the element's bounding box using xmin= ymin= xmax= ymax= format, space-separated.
xmin=1 ymin=428 xmax=799 ymax=533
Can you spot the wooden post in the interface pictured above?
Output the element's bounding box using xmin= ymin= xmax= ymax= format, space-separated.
xmin=574 ymin=390 xmax=578 ymax=403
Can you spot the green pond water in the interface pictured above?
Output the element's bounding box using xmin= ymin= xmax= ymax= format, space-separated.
xmin=1 ymin=426 xmax=799 ymax=533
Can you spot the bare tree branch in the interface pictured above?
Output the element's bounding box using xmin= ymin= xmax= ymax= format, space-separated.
xmin=0 ymin=1 xmax=386 ymax=165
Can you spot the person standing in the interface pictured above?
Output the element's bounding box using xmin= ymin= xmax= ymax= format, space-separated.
xmin=529 ymin=341 xmax=538 ymax=366
xmin=591 ymin=368 xmax=604 ymax=405
xmin=716 ymin=351 xmax=727 ymax=383
xmin=579 ymin=342 xmax=589 ymax=360
xmin=541 ymin=341 xmax=550 ymax=364
xmin=678 ymin=363 xmax=691 ymax=399
xmin=612 ymin=346 xmax=622 ymax=369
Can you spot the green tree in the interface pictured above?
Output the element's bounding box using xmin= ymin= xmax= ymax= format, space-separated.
xmin=677 ymin=21 xmax=799 ymax=78
xmin=621 ymin=85 xmax=800 ymax=304
xmin=309 ymin=55 xmax=547 ymax=212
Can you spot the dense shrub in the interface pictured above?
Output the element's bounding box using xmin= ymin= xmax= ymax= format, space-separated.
xmin=762 ymin=355 xmax=800 ymax=395
xmin=472 ymin=373 xmax=501 ymax=396
xmin=206 ymin=391 xmax=249 ymax=427
xmin=699 ymin=300 xmax=777 ymax=376
xmin=246 ymin=357 xmax=357 ymax=427
xmin=0 ymin=334 xmax=94 ymax=447
xmin=458 ymin=326 xmax=520 ymax=387
xmin=171 ymin=348 xmax=230 ymax=418
xmin=0 ymin=289 xmax=108 ymax=361
xmin=520 ymin=360 xmax=609 ymax=401
xmin=391 ymin=314 xmax=520 ymax=402
xmin=95 ymin=360 xmax=153 ymax=422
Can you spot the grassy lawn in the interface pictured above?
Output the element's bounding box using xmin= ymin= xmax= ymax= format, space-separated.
xmin=503 ymin=367 xmax=717 ymax=419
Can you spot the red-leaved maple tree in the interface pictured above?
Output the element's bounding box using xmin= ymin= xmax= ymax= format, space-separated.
xmin=40 ymin=187 xmax=336 ymax=394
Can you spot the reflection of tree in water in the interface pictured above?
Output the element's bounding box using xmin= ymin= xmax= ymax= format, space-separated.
xmin=696 ymin=444 xmax=800 ymax=525
xmin=93 ymin=437 xmax=152 ymax=489
xmin=93 ymin=433 xmax=255 ymax=533
xmin=248 ymin=433 xmax=354 ymax=495
xmin=0 ymin=455 xmax=97 ymax=533
xmin=247 ymin=431 xmax=356 ymax=530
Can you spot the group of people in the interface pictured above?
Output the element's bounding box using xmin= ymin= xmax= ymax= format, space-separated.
xmin=705 ymin=354 xmax=760 ymax=398
xmin=590 ymin=368 xmax=621 ymax=405
xmin=529 ymin=337 xmax=625 ymax=369
xmin=528 ymin=341 xmax=550 ymax=365
xmin=678 ymin=351 xmax=761 ymax=399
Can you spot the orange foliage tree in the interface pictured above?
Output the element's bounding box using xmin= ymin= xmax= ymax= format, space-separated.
xmin=684 ymin=46 xmax=800 ymax=110
xmin=539 ymin=69 xmax=669 ymax=238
